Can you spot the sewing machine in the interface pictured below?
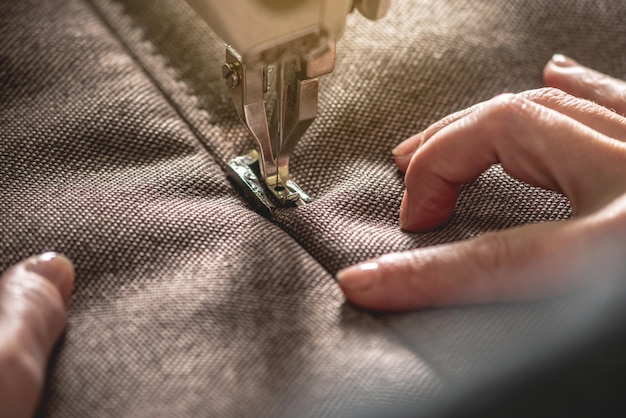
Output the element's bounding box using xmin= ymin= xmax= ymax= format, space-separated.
xmin=184 ymin=0 xmax=390 ymax=214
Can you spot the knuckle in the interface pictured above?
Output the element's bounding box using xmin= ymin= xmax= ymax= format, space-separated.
xmin=551 ymin=89 xmax=603 ymax=114
xmin=471 ymin=229 xmax=556 ymax=299
xmin=616 ymin=90 xmax=626 ymax=112
xmin=470 ymin=232 xmax=518 ymax=284
xmin=381 ymin=251 xmax=442 ymax=307
xmin=489 ymin=93 xmax=528 ymax=119
xmin=584 ymin=70 xmax=612 ymax=91
xmin=484 ymin=93 xmax=549 ymax=134
xmin=423 ymin=110 xmax=465 ymax=140
xmin=478 ymin=94 xmax=536 ymax=130
xmin=581 ymin=71 xmax=626 ymax=108
xmin=524 ymin=86 xmax=626 ymax=123
xmin=402 ymin=250 xmax=448 ymax=306
xmin=525 ymin=86 xmax=568 ymax=104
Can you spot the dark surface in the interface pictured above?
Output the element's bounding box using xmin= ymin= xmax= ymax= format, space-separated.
xmin=1 ymin=0 xmax=625 ymax=416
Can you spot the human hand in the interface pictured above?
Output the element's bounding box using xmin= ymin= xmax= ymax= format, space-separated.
xmin=0 ymin=253 xmax=74 ymax=418
xmin=337 ymin=54 xmax=626 ymax=311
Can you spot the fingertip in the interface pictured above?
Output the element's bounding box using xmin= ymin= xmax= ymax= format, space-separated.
xmin=21 ymin=252 xmax=74 ymax=309
xmin=392 ymin=133 xmax=423 ymax=157
xmin=393 ymin=153 xmax=413 ymax=173
xmin=392 ymin=133 xmax=425 ymax=172
xmin=337 ymin=262 xmax=380 ymax=292
xmin=550 ymin=53 xmax=579 ymax=68
xmin=337 ymin=260 xmax=393 ymax=311
xmin=544 ymin=54 xmax=572 ymax=82
xmin=543 ymin=54 xmax=591 ymax=95
xmin=399 ymin=183 xmax=459 ymax=232
xmin=544 ymin=54 xmax=580 ymax=77
xmin=337 ymin=253 xmax=429 ymax=312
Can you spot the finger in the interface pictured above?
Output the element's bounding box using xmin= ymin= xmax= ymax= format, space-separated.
xmin=392 ymin=133 xmax=423 ymax=173
xmin=400 ymin=94 xmax=626 ymax=231
xmin=525 ymin=87 xmax=626 ymax=142
xmin=393 ymin=88 xmax=626 ymax=173
xmin=0 ymin=253 xmax=74 ymax=418
xmin=338 ymin=199 xmax=626 ymax=311
xmin=544 ymin=54 xmax=626 ymax=116
xmin=393 ymin=104 xmax=481 ymax=173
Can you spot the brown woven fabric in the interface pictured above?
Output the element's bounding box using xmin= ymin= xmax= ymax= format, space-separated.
xmin=1 ymin=0 xmax=625 ymax=416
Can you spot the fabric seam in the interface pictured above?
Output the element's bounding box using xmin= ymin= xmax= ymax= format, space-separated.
xmin=82 ymin=0 xmax=340 ymax=277
xmin=81 ymin=0 xmax=449 ymax=383
xmin=83 ymin=0 xmax=231 ymax=173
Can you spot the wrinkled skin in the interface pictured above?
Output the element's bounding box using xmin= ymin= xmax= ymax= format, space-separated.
xmin=338 ymin=55 xmax=626 ymax=311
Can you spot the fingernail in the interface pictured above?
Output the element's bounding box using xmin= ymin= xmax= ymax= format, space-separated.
xmin=551 ymin=54 xmax=578 ymax=68
xmin=392 ymin=152 xmax=413 ymax=165
xmin=336 ymin=262 xmax=380 ymax=292
xmin=23 ymin=252 xmax=74 ymax=307
xmin=392 ymin=133 xmax=424 ymax=158
xmin=392 ymin=144 xmax=410 ymax=158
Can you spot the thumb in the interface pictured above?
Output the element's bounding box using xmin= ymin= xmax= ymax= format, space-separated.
xmin=337 ymin=207 xmax=623 ymax=311
xmin=0 ymin=253 xmax=74 ymax=418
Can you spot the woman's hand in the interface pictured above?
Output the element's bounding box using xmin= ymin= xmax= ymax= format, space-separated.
xmin=337 ymin=55 xmax=626 ymax=311
xmin=0 ymin=253 xmax=74 ymax=418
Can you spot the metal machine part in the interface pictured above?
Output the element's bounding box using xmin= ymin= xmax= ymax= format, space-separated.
xmin=221 ymin=44 xmax=333 ymax=209
xmin=185 ymin=0 xmax=391 ymax=213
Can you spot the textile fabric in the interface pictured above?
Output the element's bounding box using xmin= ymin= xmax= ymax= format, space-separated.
xmin=1 ymin=0 xmax=625 ymax=416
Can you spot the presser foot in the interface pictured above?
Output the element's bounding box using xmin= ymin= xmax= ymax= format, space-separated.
xmin=226 ymin=150 xmax=311 ymax=216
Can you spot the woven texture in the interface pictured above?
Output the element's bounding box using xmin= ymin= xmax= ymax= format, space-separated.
xmin=1 ymin=0 xmax=625 ymax=416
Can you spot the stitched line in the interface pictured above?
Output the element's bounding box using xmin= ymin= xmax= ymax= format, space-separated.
xmin=82 ymin=0 xmax=449 ymax=383
xmin=80 ymin=0 xmax=339 ymax=285
xmin=83 ymin=0 xmax=232 ymax=173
